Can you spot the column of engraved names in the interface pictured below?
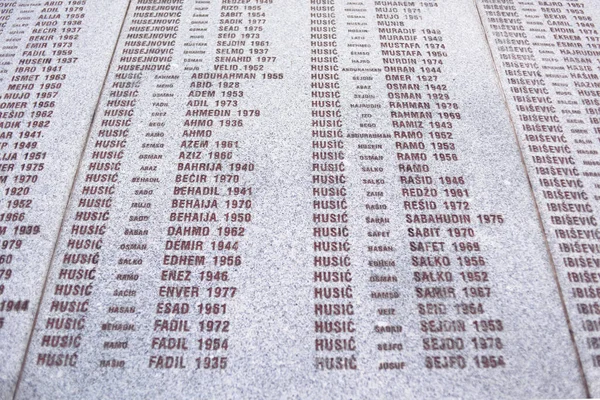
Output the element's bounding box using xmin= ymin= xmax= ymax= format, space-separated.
xmin=377 ymin=2 xmax=509 ymax=370
xmin=339 ymin=0 xmax=405 ymax=371
xmin=519 ymin=2 xmax=600 ymax=197
xmin=155 ymin=0 xmax=280 ymax=371
xmin=30 ymin=0 xmax=182 ymax=368
xmin=0 ymin=0 xmax=41 ymax=328
xmin=88 ymin=3 xmax=180 ymax=369
xmin=541 ymin=1 xmax=600 ymax=191
xmin=0 ymin=2 xmax=32 ymax=81
xmin=147 ymin=0 xmax=204 ymax=372
xmin=0 ymin=0 xmax=92 ymax=362
xmin=477 ymin=0 xmax=600 ymax=384
xmin=552 ymin=3 xmax=600 ymax=354
xmin=310 ymin=0 xmax=359 ymax=371
xmin=575 ymin=0 xmax=600 ymax=191
xmin=572 ymin=1 xmax=600 ymax=370
xmin=121 ymin=0 xmax=183 ymax=370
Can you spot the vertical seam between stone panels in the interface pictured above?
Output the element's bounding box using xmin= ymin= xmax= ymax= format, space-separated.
xmin=12 ymin=0 xmax=135 ymax=397
xmin=470 ymin=0 xmax=591 ymax=397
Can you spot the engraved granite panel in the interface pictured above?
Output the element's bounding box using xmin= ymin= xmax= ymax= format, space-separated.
xmin=0 ymin=0 xmax=130 ymax=396
xmin=475 ymin=0 xmax=600 ymax=395
xmin=11 ymin=0 xmax=590 ymax=398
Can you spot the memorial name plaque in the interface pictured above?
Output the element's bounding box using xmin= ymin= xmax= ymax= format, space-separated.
xmin=476 ymin=0 xmax=600 ymax=395
xmin=0 ymin=0 xmax=599 ymax=398
xmin=0 ymin=0 xmax=130 ymax=397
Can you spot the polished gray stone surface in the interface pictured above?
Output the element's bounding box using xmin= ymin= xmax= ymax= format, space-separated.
xmin=0 ymin=0 xmax=130 ymax=397
xmin=1 ymin=0 xmax=600 ymax=398
xmin=476 ymin=0 xmax=600 ymax=395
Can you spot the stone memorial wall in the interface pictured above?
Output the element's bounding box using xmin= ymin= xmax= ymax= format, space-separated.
xmin=477 ymin=1 xmax=600 ymax=394
xmin=0 ymin=0 xmax=599 ymax=398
